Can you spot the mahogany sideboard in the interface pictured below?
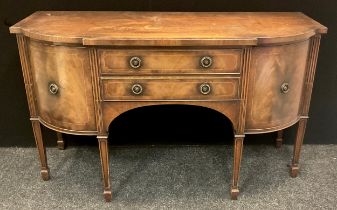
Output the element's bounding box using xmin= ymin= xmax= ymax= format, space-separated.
xmin=10 ymin=12 xmax=327 ymax=201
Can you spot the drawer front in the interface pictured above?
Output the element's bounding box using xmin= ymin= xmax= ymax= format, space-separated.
xmin=102 ymin=77 xmax=239 ymax=101
xmin=99 ymin=49 xmax=242 ymax=74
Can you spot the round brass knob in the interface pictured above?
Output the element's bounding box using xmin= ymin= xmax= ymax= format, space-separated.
xmin=200 ymin=56 xmax=213 ymax=68
xmin=200 ymin=83 xmax=211 ymax=95
xmin=49 ymin=83 xmax=59 ymax=95
xmin=280 ymin=83 xmax=290 ymax=94
xmin=131 ymin=84 xmax=143 ymax=95
xmin=129 ymin=57 xmax=142 ymax=69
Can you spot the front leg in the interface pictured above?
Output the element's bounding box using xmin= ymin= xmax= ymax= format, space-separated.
xmin=290 ymin=118 xmax=307 ymax=177
xmin=97 ymin=135 xmax=112 ymax=202
xmin=230 ymin=135 xmax=244 ymax=200
xmin=31 ymin=119 xmax=50 ymax=181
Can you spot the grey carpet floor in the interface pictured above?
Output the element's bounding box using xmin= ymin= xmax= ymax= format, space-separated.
xmin=0 ymin=145 xmax=336 ymax=210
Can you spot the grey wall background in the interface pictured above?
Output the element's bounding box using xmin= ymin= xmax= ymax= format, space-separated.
xmin=0 ymin=0 xmax=336 ymax=147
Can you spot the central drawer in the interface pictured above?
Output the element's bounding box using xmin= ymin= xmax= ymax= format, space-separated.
xmin=101 ymin=77 xmax=239 ymax=101
xmin=98 ymin=49 xmax=242 ymax=74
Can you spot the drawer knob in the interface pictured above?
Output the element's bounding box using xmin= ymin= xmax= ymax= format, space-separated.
xmin=200 ymin=56 xmax=213 ymax=68
xmin=200 ymin=83 xmax=211 ymax=95
xmin=280 ymin=83 xmax=290 ymax=94
xmin=130 ymin=56 xmax=142 ymax=69
xmin=49 ymin=83 xmax=59 ymax=95
xmin=132 ymin=84 xmax=143 ymax=95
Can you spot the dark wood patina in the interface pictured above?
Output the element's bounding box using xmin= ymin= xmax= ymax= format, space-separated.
xmin=10 ymin=11 xmax=327 ymax=201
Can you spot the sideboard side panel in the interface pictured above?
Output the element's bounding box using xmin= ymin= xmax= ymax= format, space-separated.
xmin=245 ymin=40 xmax=310 ymax=132
xmin=300 ymin=35 xmax=321 ymax=116
xmin=89 ymin=48 xmax=105 ymax=135
xmin=28 ymin=40 xmax=96 ymax=132
xmin=16 ymin=35 xmax=37 ymax=117
xmin=237 ymin=47 xmax=252 ymax=134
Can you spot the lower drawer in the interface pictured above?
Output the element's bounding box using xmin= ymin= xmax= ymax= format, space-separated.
xmin=101 ymin=77 xmax=239 ymax=101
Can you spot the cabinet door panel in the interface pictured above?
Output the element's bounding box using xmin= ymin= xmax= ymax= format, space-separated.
xmin=29 ymin=40 xmax=96 ymax=132
xmin=245 ymin=40 xmax=310 ymax=132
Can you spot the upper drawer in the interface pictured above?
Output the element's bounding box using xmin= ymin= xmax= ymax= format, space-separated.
xmin=98 ymin=49 xmax=242 ymax=74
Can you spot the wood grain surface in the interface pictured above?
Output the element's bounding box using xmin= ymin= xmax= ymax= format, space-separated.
xmin=10 ymin=11 xmax=327 ymax=46
xmin=101 ymin=77 xmax=239 ymax=101
xmin=99 ymin=49 xmax=241 ymax=74
xmin=28 ymin=39 xmax=96 ymax=132
xmin=245 ymin=40 xmax=310 ymax=133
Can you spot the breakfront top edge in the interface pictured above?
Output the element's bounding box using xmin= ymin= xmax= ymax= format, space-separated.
xmin=10 ymin=11 xmax=327 ymax=46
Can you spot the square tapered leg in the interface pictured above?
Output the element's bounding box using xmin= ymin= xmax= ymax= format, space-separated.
xmin=97 ymin=136 xmax=112 ymax=202
xmin=290 ymin=119 xmax=307 ymax=178
xmin=56 ymin=132 xmax=66 ymax=150
xmin=31 ymin=120 xmax=50 ymax=181
xmin=276 ymin=130 xmax=284 ymax=148
xmin=230 ymin=135 xmax=244 ymax=200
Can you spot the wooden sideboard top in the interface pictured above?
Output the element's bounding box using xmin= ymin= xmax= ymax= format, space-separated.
xmin=10 ymin=11 xmax=327 ymax=46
